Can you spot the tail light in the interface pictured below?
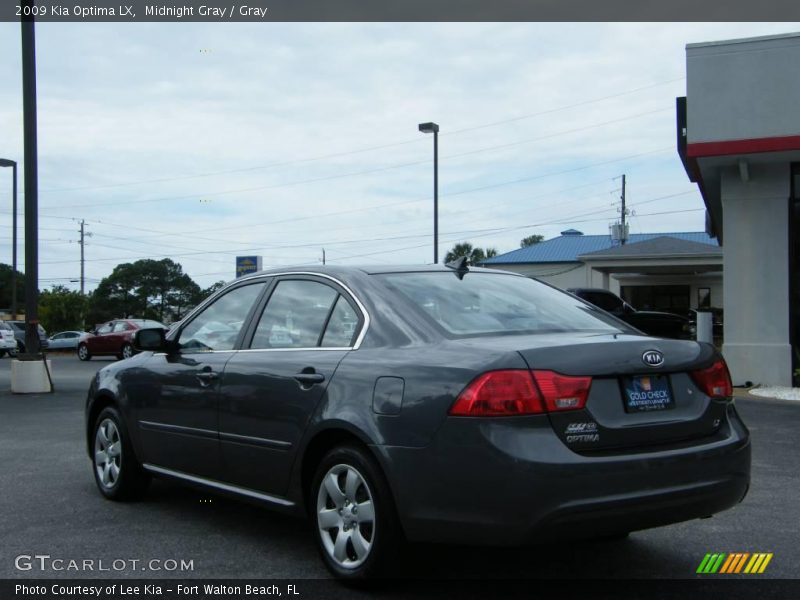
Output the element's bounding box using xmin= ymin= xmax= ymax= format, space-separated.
xmin=531 ymin=370 xmax=592 ymax=412
xmin=449 ymin=370 xmax=591 ymax=417
xmin=449 ymin=370 xmax=544 ymax=416
xmin=691 ymin=359 xmax=732 ymax=399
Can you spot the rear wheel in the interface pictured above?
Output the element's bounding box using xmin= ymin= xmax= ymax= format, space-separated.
xmin=311 ymin=445 xmax=401 ymax=580
xmin=0 ymin=350 xmax=5 ymax=358
xmin=119 ymin=343 xmax=134 ymax=360
xmin=92 ymin=406 xmax=149 ymax=500
xmin=77 ymin=343 xmax=91 ymax=361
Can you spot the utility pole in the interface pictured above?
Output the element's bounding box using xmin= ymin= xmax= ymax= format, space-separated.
xmin=620 ymin=174 xmax=627 ymax=245
xmin=321 ymin=248 xmax=326 ymax=265
xmin=79 ymin=219 xmax=85 ymax=294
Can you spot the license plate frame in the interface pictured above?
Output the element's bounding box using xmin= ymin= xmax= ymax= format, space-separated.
xmin=622 ymin=374 xmax=675 ymax=413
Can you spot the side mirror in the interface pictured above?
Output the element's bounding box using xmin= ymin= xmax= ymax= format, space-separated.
xmin=133 ymin=328 xmax=170 ymax=352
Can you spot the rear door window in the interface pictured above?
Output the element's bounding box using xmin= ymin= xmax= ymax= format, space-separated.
xmin=250 ymin=280 xmax=339 ymax=349
xmin=321 ymin=296 xmax=359 ymax=347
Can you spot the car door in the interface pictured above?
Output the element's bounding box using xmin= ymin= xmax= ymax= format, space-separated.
xmin=108 ymin=321 xmax=131 ymax=355
xmin=218 ymin=276 xmax=364 ymax=496
xmin=129 ymin=280 xmax=268 ymax=480
xmin=90 ymin=322 xmax=114 ymax=354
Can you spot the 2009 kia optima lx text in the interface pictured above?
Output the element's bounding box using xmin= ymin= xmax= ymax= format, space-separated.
xmin=85 ymin=264 xmax=750 ymax=579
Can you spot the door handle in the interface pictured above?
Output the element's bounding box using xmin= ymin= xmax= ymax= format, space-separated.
xmin=293 ymin=372 xmax=325 ymax=385
xmin=196 ymin=369 xmax=219 ymax=386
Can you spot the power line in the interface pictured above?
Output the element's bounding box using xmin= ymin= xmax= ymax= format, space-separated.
xmin=41 ymin=117 xmax=673 ymax=212
xmin=9 ymin=77 xmax=683 ymax=197
xmin=38 ymin=191 xmax=698 ymax=267
xmin=86 ymin=146 xmax=674 ymax=245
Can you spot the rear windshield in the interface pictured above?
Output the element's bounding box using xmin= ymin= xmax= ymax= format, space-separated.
xmin=379 ymin=272 xmax=625 ymax=336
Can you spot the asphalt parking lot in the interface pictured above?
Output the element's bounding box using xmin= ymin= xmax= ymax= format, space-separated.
xmin=0 ymin=354 xmax=798 ymax=582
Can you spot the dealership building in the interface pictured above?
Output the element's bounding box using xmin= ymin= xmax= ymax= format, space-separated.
xmin=678 ymin=32 xmax=800 ymax=387
xmin=482 ymin=230 xmax=723 ymax=314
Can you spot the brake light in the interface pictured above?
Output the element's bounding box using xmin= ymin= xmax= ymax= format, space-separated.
xmin=691 ymin=359 xmax=732 ymax=399
xmin=450 ymin=370 xmax=592 ymax=416
xmin=531 ymin=370 xmax=592 ymax=412
xmin=449 ymin=370 xmax=544 ymax=416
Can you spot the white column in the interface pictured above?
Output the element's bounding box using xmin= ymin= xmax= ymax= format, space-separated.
xmin=721 ymin=163 xmax=792 ymax=386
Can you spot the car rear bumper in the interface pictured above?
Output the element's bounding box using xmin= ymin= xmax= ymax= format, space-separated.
xmin=379 ymin=404 xmax=750 ymax=545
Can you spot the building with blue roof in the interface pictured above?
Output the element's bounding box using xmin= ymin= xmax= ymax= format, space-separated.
xmin=482 ymin=229 xmax=723 ymax=314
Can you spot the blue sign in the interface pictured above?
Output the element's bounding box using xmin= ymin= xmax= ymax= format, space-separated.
xmin=236 ymin=255 xmax=262 ymax=278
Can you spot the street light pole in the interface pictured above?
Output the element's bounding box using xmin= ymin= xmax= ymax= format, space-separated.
xmin=418 ymin=122 xmax=440 ymax=263
xmin=0 ymin=159 xmax=17 ymax=318
xmin=21 ymin=10 xmax=40 ymax=355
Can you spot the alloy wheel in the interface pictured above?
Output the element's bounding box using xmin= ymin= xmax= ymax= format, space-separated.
xmin=94 ymin=418 xmax=122 ymax=490
xmin=122 ymin=344 xmax=133 ymax=359
xmin=316 ymin=464 xmax=376 ymax=569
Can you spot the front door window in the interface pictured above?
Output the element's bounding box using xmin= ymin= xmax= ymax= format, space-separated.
xmin=178 ymin=283 xmax=266 ymax=352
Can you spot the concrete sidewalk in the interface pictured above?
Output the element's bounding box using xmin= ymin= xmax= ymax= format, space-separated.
xmin=734 ymin=387 xmax=800 ymax=403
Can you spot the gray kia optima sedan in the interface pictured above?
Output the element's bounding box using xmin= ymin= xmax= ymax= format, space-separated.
xmin=85 ymin=263 xmax=750 ymax=579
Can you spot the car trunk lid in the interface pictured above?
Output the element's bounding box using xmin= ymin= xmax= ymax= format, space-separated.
xmin=457 ymin=332 xmax=726 ymax=452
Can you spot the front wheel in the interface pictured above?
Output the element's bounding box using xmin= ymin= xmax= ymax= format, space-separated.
xmin=92 ymin=406 xmax=150 ymax=500
xmin=77 ymin=343 xmax=92 ymax=361
xmin=311 ymin=445 xmax=401 ymax=580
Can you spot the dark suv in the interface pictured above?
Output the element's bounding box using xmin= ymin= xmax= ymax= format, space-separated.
xmin=568 ymin=288 xmax=694 ymax=340
xmin=6 ymin=320 xmax=50 ymax=355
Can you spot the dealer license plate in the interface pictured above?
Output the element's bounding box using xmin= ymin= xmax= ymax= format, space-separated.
xmin=622 ymin=375 xmax=674 ymax=413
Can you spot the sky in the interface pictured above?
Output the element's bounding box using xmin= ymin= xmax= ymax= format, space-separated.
xmin=0 ymin=22 xmax=798 ymax=292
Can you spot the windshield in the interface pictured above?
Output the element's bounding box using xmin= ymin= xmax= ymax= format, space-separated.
xmin=379 ymin=272 xmax=626 ymax=336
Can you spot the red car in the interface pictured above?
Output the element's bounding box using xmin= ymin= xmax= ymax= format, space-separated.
xmin=78 ymin=319 xmax=166 ymax=361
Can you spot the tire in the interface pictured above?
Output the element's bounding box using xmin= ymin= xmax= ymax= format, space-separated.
xmin=119 ymin=343 xmax=134 ymax=360
xmin=91 ymin=406 xmax=150 ymax=501
xmin=310 ymin=445 xmax=401 ymax=580
xmin=0 ymin=350 xmax=5 ymax=358
xmin=77 ymin=343 xmax=92 ymax=361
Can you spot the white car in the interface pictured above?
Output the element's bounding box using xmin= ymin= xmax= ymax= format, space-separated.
xmin=47 ymin=330 xmax=85 ymax=351
xmin=0 ymin=322 xmax=17 ymax=357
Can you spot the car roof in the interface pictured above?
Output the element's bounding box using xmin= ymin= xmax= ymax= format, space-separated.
xmin=567 ymin=288 xmax=617 ymax=294
xmin=239 ymin=264 xmax=522 ymax=280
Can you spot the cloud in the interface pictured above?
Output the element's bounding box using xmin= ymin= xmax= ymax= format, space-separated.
xmin=0 ymin=22 xmax=797 ymax=289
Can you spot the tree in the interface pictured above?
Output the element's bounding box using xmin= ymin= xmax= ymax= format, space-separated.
xmin=444 ymin=243 xmax=498 ymax=266
xmin=89 ymin=259 xmax=203 ymax=325
xmin=39 ymin=285 xmax=89 ymax=333
xmin=0 ymin=263 xmax=25 ymax=313
xmin=203 ymin=280 xmax=226 ymax=298
xmin=520 ymin=234 xmax=545 ymax=248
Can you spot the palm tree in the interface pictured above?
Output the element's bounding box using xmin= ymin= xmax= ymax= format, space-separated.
xmin=445 ymin=243 xmax=498 ymax=265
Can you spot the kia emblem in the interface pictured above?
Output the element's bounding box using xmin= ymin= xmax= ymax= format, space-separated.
xmin=642 ymin=350 xmax=664 ymax=367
